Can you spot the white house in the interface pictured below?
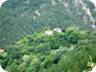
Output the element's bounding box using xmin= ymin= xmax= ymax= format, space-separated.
xmin=45 ymin=30 xmax=53 ymax=35
xmin=53 ymin=28 xmax=62 ymax=32
xmin=0 ymin=65 xmax=7 ymax=72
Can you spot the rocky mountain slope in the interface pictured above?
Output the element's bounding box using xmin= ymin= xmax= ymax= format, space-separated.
xmin=0 ymin=0 xmax=96 ymax=47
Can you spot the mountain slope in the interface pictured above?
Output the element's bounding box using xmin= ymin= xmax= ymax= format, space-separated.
xmin=0 ymin=8 xmax=34 ymax=48
xmin=0 ymin=0 xmax=96 ymax=47
xmin=0 ymin=26 xmax=96 ymax=72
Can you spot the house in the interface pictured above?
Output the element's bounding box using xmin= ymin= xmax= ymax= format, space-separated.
xmin=45 ymin=30 xmax=53 ymax=35
xmin=53 ymin=28 xmax=62 ymax=32
xmin=0 ymin=65 xmax=7 ymax=72
xmin=0 ymin=49 xmax=4 ymax=54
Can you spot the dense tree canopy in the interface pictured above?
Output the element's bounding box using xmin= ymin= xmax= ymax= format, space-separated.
xmin=0 ymin=26 xmax=96 ymax=72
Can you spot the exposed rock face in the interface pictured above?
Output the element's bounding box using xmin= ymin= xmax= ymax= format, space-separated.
xmin=80 ymin=0 xmax=96 ymax=29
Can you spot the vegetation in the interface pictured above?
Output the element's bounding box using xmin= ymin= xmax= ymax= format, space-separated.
xmin=0 ymin=0 xmax=96 ymax=47
xmin=0 ymin=0 xmax=96 ymax=72
xmin=0 ymin=26 xmax=96 ymax=72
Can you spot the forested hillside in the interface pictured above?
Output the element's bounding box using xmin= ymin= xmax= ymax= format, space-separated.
xmin=0 ymin=0 xmax=96 ymax=47
xmin=0 ymin=0 xmax=96 ymax=71
xmin=0 ymin=26 xmax=96 ymax=72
